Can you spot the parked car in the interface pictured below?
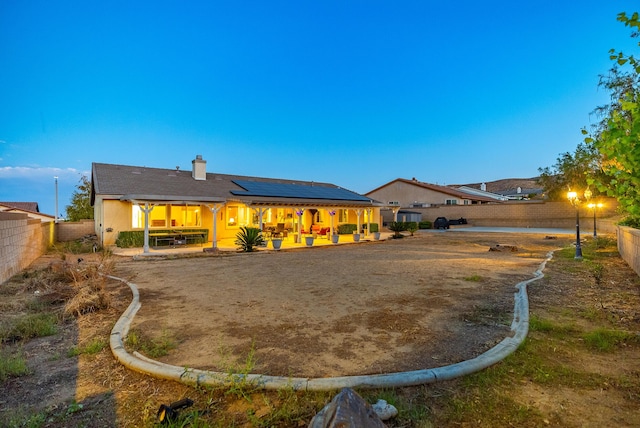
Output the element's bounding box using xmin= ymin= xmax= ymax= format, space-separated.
xmin=448 ymin=217 xmax=468 ymax=225
xmin=434 ymin=217 xmax=468 ymax=229
xmin=434 ymin=217 xmax=450 ymax=229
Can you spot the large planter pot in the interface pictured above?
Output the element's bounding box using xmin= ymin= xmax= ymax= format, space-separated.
xmin=352 ymin=233 xmax=361 ymax=242
xmin=331 ymin=234 xmax=339 ymax=244
xmin=271 ymin=239 xmax=282 ymax=250
xmin=305 ymin=236 xmax=315 ymax=247
xmin=373 ymin=232 xmax=381 ymax=240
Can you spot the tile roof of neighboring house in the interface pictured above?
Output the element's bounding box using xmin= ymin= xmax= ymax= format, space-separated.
xmin=366 ymin=178 xmax=498 ymax=203
xmin=0 ymin=202 xmax=40 ymax=212
xmin=91 ymin=162 xmax=381 ymax=207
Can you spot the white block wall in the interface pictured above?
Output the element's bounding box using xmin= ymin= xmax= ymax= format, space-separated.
xmin=0 ymin=212 xmax=54 ymax=285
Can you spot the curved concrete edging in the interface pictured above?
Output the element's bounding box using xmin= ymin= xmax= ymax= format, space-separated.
xmin=107 ymin=249 xmax=556 ymax=391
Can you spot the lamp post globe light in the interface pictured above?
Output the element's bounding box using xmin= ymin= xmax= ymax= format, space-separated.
xmin=567 ymin=190 xmax=582 ymax=260
xmin=587 ymin=202 xmax=604 ymax=238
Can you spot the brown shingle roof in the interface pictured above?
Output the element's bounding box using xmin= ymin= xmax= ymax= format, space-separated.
xmin=91 ymin=162 xmax=381 ymax=207
xmin=0 ymin=202 xmax=40 ymax=212
xmin=366 ymin=178 xmax=498 ymax=203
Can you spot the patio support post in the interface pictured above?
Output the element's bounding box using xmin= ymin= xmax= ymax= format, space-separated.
xmin=355 ymin=209 xmax=363 ymax=234
xmin=137 ymin=202 xmax=155 ymax=254
xmin=207 ymin=203 xmax=224 ymax=249
xmin=296 ymin=208 xmax=305 ymax=243
xmin=392 ymin=207 xmax=400 ymax=222
xmin=327 ymin=208 xmax=335 ymax=236
xmin=366 ymin=208 xmax=372 ymax=237
xmin=253 ymin=207 xmax=267 ymax=231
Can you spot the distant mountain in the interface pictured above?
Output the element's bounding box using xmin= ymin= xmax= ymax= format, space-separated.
xmin=457 ymin=177 xmax=541 ymax=194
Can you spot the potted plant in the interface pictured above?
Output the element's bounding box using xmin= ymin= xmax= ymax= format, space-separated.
xmin=373 ymin=231 xmax=381 ymax=240
xmin=331 ymin=234 xmax=339 ymax=244
xmin=271 ymin=238 xmax=282 ymax=250
xmin=352 ymin=231 xmax=360 ymax=242
xmin=305 ymin=235 xmax=315 ymax=247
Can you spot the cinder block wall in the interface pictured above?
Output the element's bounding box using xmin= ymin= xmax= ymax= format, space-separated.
xmin=384 ymin=199 xmax=619 ymax=232
xmin=0 ymin=212 xmax=54 ymax=285
xmin=56 ymin=219 xmax=95 ymax=242
xmin=617 ymin=226 xmax=640 ymax=277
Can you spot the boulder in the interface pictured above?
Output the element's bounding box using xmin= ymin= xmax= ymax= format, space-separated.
xmin=489 ymin=244 xmax=518 ymax=252
xmin=371 ymin=399 xmax=398 ymax=421
xmin=309 ymin=388 xmax=386 ymax=428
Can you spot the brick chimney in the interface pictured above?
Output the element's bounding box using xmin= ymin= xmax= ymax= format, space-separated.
xmin=192 ymin=155 xmax=206 ymax=180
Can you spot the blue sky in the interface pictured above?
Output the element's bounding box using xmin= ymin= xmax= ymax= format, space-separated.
xmin=1 ymin=1 xmax=638 ymax=217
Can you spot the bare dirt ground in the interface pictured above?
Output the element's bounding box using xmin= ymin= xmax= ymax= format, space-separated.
xmin=2 ymin=231 xmax=639 ymax=427
xmin=114 ymin=232 xmax=562 ymax=378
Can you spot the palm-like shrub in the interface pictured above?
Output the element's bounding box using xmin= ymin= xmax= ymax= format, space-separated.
xmin=406 ymin=222 xmax=419 ymax=236
xmin=388 ymin=221 xmax=408 ymax=238
xmin=235 ymin=227 xmax=265 ymax=252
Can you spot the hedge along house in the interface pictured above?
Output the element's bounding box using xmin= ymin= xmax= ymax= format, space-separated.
xmin=91 ymin=155 xmax=383 ymax=252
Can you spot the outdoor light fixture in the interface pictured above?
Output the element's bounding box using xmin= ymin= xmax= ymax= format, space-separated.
xmin=567 ymin=190 xmax=583 ymax=260
xmin=587 ymin=202 xmax=604 ymax=238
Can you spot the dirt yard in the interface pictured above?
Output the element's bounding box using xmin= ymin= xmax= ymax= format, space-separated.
xmin=3 ymin=230 xmax=640 ymax=427
xmin=112 ymin=232 xmax=568 ymax=378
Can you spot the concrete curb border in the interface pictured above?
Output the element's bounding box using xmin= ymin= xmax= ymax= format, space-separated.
xmin=108 ymin=250 xmax=555 ymax=391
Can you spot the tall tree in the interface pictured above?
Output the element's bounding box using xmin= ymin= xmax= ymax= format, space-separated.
xmin=65 ymin=175 xmax=94 ymax=221
xmin=585 ymin=12 xmax=640 ymax=227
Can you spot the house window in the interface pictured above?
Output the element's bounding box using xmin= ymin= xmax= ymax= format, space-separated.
xmin=170 ymin=205 xmax=201 ymax=228
xmin=338 ymin=209 xmax=348 ymax=223
xmin=132 ymin=204 xmax=167 ymax=228
xmin=226 ymin=205 xmax=248 ymax=227
xmin=445 ymin=199 xmax=457 ymax=205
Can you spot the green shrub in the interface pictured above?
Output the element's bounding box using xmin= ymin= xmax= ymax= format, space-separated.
xmin=361 ymin=223 xmax=379 ymax=233
xmin=115 ymin=231 xmax=144 ymax=248
xmin=419 ymin=221 xmax=432 ymax=229
xmin=388 ymin=221 xmax=408 ymax=238
xmin=406 ymin=222 xmax=418 ymax=235
xmin=115 ymin=229 xmax=209 ymax=248
xmin=337 ymin=224 xmax=358 ymax=234
xmin=235 ymin=227 xmax=265 ymax=252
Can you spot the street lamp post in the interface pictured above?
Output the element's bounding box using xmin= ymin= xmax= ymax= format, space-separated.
xmin=567 ymin=191 xmax=583 ymax=260
xmin=54 ymin=176 xmax=59 ymax=223
xmin=587 ymin=202 xmax=603 ymax=238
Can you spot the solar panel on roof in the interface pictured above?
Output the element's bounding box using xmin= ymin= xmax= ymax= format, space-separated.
xmin=231 ymin=180 xmax=371 ymax=201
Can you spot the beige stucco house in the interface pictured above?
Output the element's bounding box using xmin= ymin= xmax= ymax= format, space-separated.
xmin=91 ymin=155 xmax=383 ymax=249
xmin=0 ymin=202 xmax=55 ymax=222
xmin=365 ymin=178 xmax=499 ymax=224
xmin=366 ymin=178 xmax=498 ymax=208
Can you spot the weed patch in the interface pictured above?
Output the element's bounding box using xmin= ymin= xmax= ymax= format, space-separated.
xmin=0 ymin=349 xmax=30 ymax=381
xmin=582 ymin=328 xmax=639 ymax=352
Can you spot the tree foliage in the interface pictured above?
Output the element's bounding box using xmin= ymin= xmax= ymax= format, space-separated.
xmin=65 ymin=175 xmax=94 ymax=221
xmin=537 ymin=142 xmax=604 ymax=201
xmin=584 ymin=12 xmax=640 ymax=227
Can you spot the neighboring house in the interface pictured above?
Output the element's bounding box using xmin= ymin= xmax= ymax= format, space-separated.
xmin=496 ymin=187 xmax=544 ymax=200
xmin=91 ymin=155 xmax=383 ymax=248
xmin=365 ymin=178 xmax=497 ymax=209
xmin=460 ymin=179 xmax=543 ymax=200
xmin=454 ymin=186 xmax=509 ymax=202
xmin=0 ymin=202 xmax=55 ymax=222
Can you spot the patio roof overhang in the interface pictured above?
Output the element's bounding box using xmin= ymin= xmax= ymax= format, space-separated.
xmin=233 ymin=196 xmax=384 ymax=208
xmin=120 ymin=194 xmax=227 ymax=205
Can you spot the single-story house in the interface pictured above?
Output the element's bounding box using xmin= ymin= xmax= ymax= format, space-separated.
xmin=0 ymin=202 xmax=55 ymax=222
xmin=366 ymin=178 xmax=498 ymax=208
xmin=91 ymin=155 xmax=383 ymax=250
